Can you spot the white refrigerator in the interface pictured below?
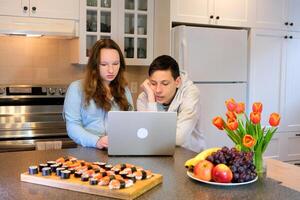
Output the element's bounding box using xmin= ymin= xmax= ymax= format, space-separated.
xmin=171 ymin=25 xmax=248 ymax=148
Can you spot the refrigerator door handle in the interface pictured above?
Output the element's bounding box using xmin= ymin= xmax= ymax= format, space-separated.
xmin=180 ymin=38 xmax=188 ymax=70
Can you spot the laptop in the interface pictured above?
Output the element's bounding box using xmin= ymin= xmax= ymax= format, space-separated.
xmin=107 ymin=111 xmax=177 ymax=156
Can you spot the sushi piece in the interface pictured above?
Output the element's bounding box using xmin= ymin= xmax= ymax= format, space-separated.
xmin=133 ymin=170 xmax=152 ymax=180
xmin=104 ymin=164 xmax=113 ymax=170
xmin=50 ymin=164 xmax=59 ymax=173
xmin=99 ymin=175 xmax=116 ymax=186
xmin=126 ymin=174 xmax=137 ymax=183
xmin=28 ymin=166 xmax=38 ymax=175
xmin=47 ymin=161 xmax=56 ymax=167
xmin=56 ymin=167 xmax=66 ymax=176
xmin=108 ymin=179 xmax=133 ymax=189
xmin=60 ymin=170 xmax=71 ymax=179
xmin=89 ymin=178 xmax=99 ymax=185
xmin=42 ymin=167 xmax=51 ymax=176
xmin=38 ymin=163 xmax=48 ymax=172
xmin=74 ymin=171 xmax=82 ymax=178
xmin=81 ymin=174 xmax=89 ymax=182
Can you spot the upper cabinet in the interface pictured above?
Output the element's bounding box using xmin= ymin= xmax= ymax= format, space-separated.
xmin=0 ymin=0 xmax=79 ymax=20
xmin=170 ymin=0 xmax=252 ymax=28
xmin=253 ymin=0 xmax=300 ymax=31
xmin=73 ymin=0 xmax=154 ymax=65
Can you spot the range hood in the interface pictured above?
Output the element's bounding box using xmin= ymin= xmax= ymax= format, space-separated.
xmin=0 ymin=16 xmax=79 ymax=38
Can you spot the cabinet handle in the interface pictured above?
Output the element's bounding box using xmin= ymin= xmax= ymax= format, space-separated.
xmin=285 ymin=22 xmax=289 ymax=26
xmin=23 ymin=6 xmax=28 ymax=11
xmin=296 ymin=134 xmax=300 ymax=136
xmin=289 ymin=36 xmax=293 ymax=39
xmin=284 ymin=35 xmax=288 ymax=39
xmin=290 ymin=22 xmax=294 ymax=26
xmin=216 ymin=16 xmax=220 ymax=20
xmin=210 ymin=15 xmax=214 ymax=19
xmin=32 ymin=6 xmax=37 ymax=11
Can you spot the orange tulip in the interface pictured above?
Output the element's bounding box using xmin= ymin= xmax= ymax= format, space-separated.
xmin=252 ymin=102 xmax=263 ymax=113
xmin=235 ymin=102 xmax=245 ymax=114
xmin=269 ymin=113 xmax=281 ymax=127
xmin=243 ymin=134 xmax=256 ymax=148
xmin=226 ymin=118 xmax=238 ymax=131
xmin=250 ymin=112 xmax=261 ymax=124
xmin=225 ymin=98 xmax=237 ymax=112
xmin=226 ymin=111 xmax=237 ymax=120
xmin=212 ymin=116 xmax=224 ymax=130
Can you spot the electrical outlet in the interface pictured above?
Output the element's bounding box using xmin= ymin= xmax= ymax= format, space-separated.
xmin=130 ymin=81 xmax=138 ymax=93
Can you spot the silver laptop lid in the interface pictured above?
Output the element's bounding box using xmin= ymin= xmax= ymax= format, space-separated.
xmin=108 ymin=111 xmax=177 ymax=156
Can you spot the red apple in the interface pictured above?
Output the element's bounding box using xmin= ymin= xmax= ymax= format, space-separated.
xmin=212 ymin=164 xmax=233 ymax=183
xmin=193 ymin=160 xmax=214 ymax=181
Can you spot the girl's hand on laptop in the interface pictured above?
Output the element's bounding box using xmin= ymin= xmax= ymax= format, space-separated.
xmin=141 ymin=79 xmax=155 ymax=102
xmin=96 ymin=136 xmax=108 ymax=149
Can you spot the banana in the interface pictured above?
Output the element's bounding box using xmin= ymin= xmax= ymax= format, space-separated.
xmin=184 ymin=147 xmax=221 ymax=169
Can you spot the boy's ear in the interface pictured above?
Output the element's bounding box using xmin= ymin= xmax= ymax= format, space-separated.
xmin=175 ymin=76 xmax=182 ymax=88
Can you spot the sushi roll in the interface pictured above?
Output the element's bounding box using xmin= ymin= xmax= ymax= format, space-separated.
xmin=81 ymin=174 xmax=89 ymax=182
xmin=89 ymin=178 xmax=98 ymax=185
xmin=119 ymin=171 xmax=128 ymax=178
xmin=56 ymin=167 xmax=66 ymax=176
xmin=47 ymin=161 xmax=56 ymax=167
xmin=28 ymin=166 xmax=38 ymax=175
xmin=50 ymin=164 xmax=59 ymax=173
xmin=39 ymin=163 xmax=48 ymax=172
xmin=126 ymin=174 xmax=136 ymax=183
xmin=133 ymin=170 xmax=152 ymax=180
xmin=104 ymin=164 xmax=113 ymax=170
xmin=60 ymin=170 xmax=71 ymax=179
xmin=42 ymin=167 xmax=51 ymax=176
xmin=109 ymin=179 xmax=133 ymax=189
xmin=74 ymin=171 xmax=82 ymax=178
xmin=68 ymin=168 xmax=75 ymax=174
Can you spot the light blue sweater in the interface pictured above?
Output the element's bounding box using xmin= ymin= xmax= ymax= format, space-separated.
xmin=63 ymin=80 xmax=133 ymax=148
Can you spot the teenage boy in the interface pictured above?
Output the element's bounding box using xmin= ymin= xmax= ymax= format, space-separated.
xmin=137 ymin=55 xmax=205 ymax=152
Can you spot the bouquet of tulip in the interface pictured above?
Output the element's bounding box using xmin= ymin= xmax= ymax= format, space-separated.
xmin=212 ymin=98 xmax=281 ymax=174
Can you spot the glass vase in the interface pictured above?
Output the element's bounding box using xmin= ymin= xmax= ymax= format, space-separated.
xmin=254 ymin=151 xmax=264 ymax=177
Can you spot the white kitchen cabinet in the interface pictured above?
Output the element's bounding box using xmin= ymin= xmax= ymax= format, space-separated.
xmin=72 ymin=0 xmax=154 ymax=65
xmin=170 ymin=0 xmax=252 ymax=28
xmin=283 ymin=32 xmax=300 ymax=132
xmin=253 ymin=0 xmax=300 ymax=31
xmin=285 ymin=132 xmax=300 ymax=161
xmin=249 ymin=29 xmax=300 ymax=161
xmin=248 ymin=29 xmax=284 ymax=127
xmin=0 ymin=0 xmax=79 ymax=20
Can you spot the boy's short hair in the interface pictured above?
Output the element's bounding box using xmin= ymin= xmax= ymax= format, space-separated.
xmin=148 ymin=55 xmax=180 ymax=80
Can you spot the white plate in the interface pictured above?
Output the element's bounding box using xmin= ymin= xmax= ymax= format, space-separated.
xmin=187 ymin=171 xmax=258 ymax=186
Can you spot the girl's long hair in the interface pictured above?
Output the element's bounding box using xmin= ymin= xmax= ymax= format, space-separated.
xmin=83 ymin=39 xmax=131 ymax=111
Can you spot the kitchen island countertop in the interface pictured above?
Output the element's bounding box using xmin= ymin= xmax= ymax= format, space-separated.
xmin=0 ymin=147 xmax=299 ymax=200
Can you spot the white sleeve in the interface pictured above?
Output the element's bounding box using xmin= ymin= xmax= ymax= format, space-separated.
xmin=136 ymin=92 xmax=158 ymax=111
xmin=175 ymin=87 xmax=201 ymax=146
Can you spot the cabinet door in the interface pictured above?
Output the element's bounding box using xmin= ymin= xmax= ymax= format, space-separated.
xmin=287 ymin=0 xmax=300 ymax=31
xmin=249 ymin=29 xmax=285 ymax=127
xmin=253 ymin=0 xmax=286 ymax=30
xmin=119 ymin=0 xmax=154 ymax=65
xmin=29 ymin=0 xmax=79 ymax=20
xmin=75 ymin=0 xmax=118 ymax=64
xmin=285 ymin=132 xmax=300 ymax=161
xmin=213 ymin=0 xmax=251 ymax=27
xmin=0 ymin=0 xmax=29 ymax=16
xmin=282 ymin=32 xmax=300 ymax=131
xmin=170 ymin=0 xmax=213 ymax=24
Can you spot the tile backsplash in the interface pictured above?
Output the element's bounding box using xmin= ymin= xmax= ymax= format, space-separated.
xmin=0 ymin=36 xmax=84 ymax=85
xmin=0 ymin=36 xmax=148 ymax=105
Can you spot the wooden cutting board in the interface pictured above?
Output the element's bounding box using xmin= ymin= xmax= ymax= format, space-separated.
xmin=20 ymin=172 xmax=162 ymax=200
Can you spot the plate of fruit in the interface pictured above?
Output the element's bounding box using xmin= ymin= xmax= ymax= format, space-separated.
xmin=185 ymin=146 xmax=258 ymax=186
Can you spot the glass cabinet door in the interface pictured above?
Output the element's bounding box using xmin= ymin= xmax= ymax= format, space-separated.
xmin=85 ymin=0 xmax=114 ymax=57
xmin=122 ymin=0 xmax=153 ymax=65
